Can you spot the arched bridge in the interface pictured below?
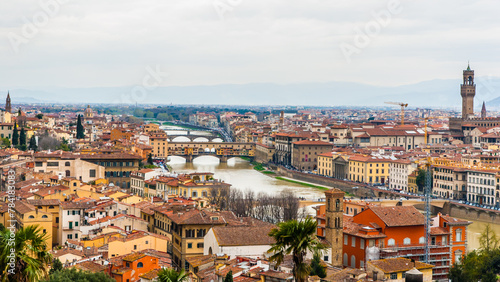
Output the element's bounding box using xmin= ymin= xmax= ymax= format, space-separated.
xmin=168 ymin=134 xmax=223 ymax=142
xmin=167 ymin=142 xmax=255 ymax=162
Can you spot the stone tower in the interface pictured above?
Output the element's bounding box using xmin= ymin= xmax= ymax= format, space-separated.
xmin=481 ymin=101 xmax=486 ymax=118
xmin=461 ymin=63 xmax=475 ymax=119
xmin=324 ymin=188 xmax=344 ymax=267
xmin=5 ymin=92 xmax=11 ymax=113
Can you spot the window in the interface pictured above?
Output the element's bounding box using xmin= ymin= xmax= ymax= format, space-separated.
xmin=351 ymin=237 xmax=356 ymax=247
xmin=137 ymin=262 xmax=143 ymax=268
xmin=188 ymin=243 xmax=193 ymax=249
xmin=455 ymin=250 xmax=463 ymax=263
xmin=456 ymin=229 xmax=462 ymax=242
xmin=28 ymin=215 xmax=35 ymax=219
xmin=65 ymin=162 xmax=71 ymax=167
xmin=390 ymin=273 xmax=397 ymax=279
xmin=67 ymin=234 xmax=72 ymax=240
xmin=89 ymin=169 xmax=96 ymax=178
xmin=197 ymin=243 xmax=204 ymax=248
xmin=388 ymin=239 xmax=395 ymax=246
xmin=344 ymin=235 xmax=348 ymax=245
xmin=350 ymin=255 xmax=356 ymax=268
xmin=324 ymin=256 xmax=329 ymax=262
xmin=360 ymin=239 xmax=365 ymax=249
xmin=343 ymin=254 xmax=348 ymax=266
xmin=419 ymin=237 xmax=425 ymax=244
xmin=134 ymin=245 xmax=137 ymax=250
xmin=403 ymin=238 xmax=411 ymax=245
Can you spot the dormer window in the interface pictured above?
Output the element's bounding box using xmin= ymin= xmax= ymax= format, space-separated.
xmin=211 ymin=216 xmax=219 ymax=221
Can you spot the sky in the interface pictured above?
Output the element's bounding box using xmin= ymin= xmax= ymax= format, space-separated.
xmin=1 ymin=0 xmax=500 ymax=90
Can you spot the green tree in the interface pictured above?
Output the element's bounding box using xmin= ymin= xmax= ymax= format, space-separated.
xmin=36 ymin=114 xmax=43 ymax=119
xmin=309 ymin=253 xmax=326 ymax=278
xmin=76 ymin=115 xmax=85 ymax=139
xmin=268 ymin=218 xmax=326 ymax=282
xmin=1 ymin=138 xmax=10 ymax=148
xmin=450 ymin=225 xmax=500 ymax=282
xmin=480 ymin=224 xmax=499 ymax=253
xmin=49 ymin=259 xmax=62 ymax=275
xmin=0 ymin=225 xmax=53 ymax=282
xmin=145 ymin=111 xmax=155 ymax=118
xmin=44 ymin=268 xmax=114 ymax=282
xmin=12 ymin=121 xmax=18 ymax=146
xmin=157 ymin=268 xmax=188 ymax=282
xmin=224 ymin=271 xmax=233 ymax=282
xmin=29 ymin=136 xmax=37 ymax=151
xmin=19 ymin=127 xmax=26 ymax=146
xmin=148 ymin=153 xmax=154 ymax=165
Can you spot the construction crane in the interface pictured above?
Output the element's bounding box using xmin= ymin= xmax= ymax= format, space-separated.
xmin=420 ymin=116 xmax=439 ymax=145
xmin=423 ymin=156 xmax=433 ymax=263
xmin=385 ymin=102 xmax=408 ymax=125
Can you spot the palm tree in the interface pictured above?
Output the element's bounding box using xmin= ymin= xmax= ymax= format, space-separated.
xmin=0 ymin=225 xmax=52 ymax=282
xmin=157 ymin=268 xmax=189 ymax=282
xmin=268 ymin=217 xmax=326 ymax=282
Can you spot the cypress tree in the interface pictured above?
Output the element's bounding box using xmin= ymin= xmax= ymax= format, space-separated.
xmin=12 ymin=121 xmax=18 ymax=146
xmin=19 ymin=127 xmax=26 ymax=146
xmin=76 ymin=115 xmax=85 ymax=139
xmin=29 ymin=135 xmax=37 ymax=151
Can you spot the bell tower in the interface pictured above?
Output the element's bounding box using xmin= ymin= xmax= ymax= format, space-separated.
xmin=324 ymin=188 xmax=344 ymax=267
xmin=461 ymin=63 xmax=475 ymax=119
xmin=5 ymin=92 xmax=11 ymax=113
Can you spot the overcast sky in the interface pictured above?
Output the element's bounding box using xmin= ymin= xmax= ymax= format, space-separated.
xmin=1 ymin=0 xmax=500 ymax=90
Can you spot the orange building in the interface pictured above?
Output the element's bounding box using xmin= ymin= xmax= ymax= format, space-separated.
xmin=110 ymin=253 xmax=160 ymax=282
xmin=110 ymin=128 xmax=134 ymax=141
xmin=316 ymin=204 xmax=471 ymax=281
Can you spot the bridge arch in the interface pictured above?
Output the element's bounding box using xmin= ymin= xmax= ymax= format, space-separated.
xmin=212 ymin=138 xmax=223 ymax=142
xmin=171 ymin=136 xmax=192 ymax=142
xmin=193 ymin=137 xmax=209 ymax=142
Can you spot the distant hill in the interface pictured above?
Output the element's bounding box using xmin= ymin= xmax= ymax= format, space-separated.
xmin=4 ymin=77 xmax=500 ymax=109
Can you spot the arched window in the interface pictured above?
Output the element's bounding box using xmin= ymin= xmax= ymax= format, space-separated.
xmin=388 ymin=239 xmax=395 ymax=246
xmin=65 ymin=162 xmax=71 ymax=167
xmin=66 ymin=170 xmax=71 ymax=177
xmin=419 ymin=237 xmax=425 ymax=244
xmin=343 ymin=253 xmax=348 ymax=266
xmin=456 ymin=229 xmax=462 ymax=242
xmin=403 ymin=238 xmax=411 ymax=245
xmin=137 ymin=262 xmax=143 ymax=268
xmin=335 ymin=199 xmax=340 ymax=210
xmin=328 ymin=198 xmax=331 ymax=210
xmin=209 ymin=247 xmax=213 ymax=255
xmin=28 ymin=215 xmax=35 ymax=219
xmin=42 ymin=215 xmax=48 ymax=218
xmin=351 ymin=255 xmax=356 ymax=268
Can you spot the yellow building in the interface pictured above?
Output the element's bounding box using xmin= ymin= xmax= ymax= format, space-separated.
xmin=81 ymin=231 xmax=123 ymax=249
xmin=108 ymin=231 xmax=170 ymax=258
xmin=348 ymin=155 xmax=390 ymax=185
xmin=13 ymin=201 xmax=54 ymax=249
xmin=164 ymin=209 xmax=237 ymax=270
xmin=33 ymin=185 xmax=71 ymax=201
xmin=408 ymin=171 xmax=418 ymax=193
xmin=367 ymin=258 xmax=434 ymax=281
xmin=27 ymin=199 xmax=61 ymax=246
xmin=150 ymin=132 xmax=169 ymax=158
xmin=318 ymin=152 xmax=333 ymax=177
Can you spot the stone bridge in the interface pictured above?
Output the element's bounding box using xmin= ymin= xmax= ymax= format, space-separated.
xmin=167 ymin=142 xmax=255 ymax=162
xmin=168 ymin=134 xmax=223 ymax=142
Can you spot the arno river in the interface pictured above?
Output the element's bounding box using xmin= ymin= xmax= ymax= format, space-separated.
xmin=163 ymin=124 xmax=500 ymax=252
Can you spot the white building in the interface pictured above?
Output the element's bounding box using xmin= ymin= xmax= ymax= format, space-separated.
xmin=388 ymin=159 xmax=417 ymax=192
xmin=467 ymin=169 xmax=497 ymax=207
xmin=204 ymin=226 xmax=275 ymax=259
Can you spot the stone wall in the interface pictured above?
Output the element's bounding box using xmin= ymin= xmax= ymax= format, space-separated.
xmin=276 ymin=167 xmax=375 ymax=198
xmin=441 ymin=202 xmax=500 ymax=224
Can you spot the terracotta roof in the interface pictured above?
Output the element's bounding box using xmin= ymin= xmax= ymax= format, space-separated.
xmin=27 ymin=199 xmax=61 ymax=206
xmin=369 ymin=258 xmax=434 ymax=273
xmin=212 ymin=225 xmax=276 ymax=246
xmin=292 ymin=140 xmax=332 ymax=146
xmin=73 ymin=261 xmax=108 ymax=273
xmin=368 ymin=206 xmax=425 ymax=227
xmin=440 ymin=214 xmax=472 ymax=225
